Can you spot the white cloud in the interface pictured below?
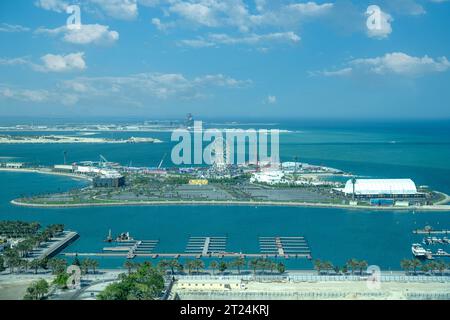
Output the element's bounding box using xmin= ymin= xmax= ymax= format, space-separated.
xmin=153 ymin=1 xmax=333 ymax=33
xmin=180 ymin=32 xmax=300 ymax=47
xmin=89 ymin=0 xmax=138 ymax=20
xmin=34 ymin=0 xmax=68 ymax=12
xmin=313 ymin=53 xmax=450 ymax=78
xmin=0 ymin=85 xmax=78 ymax=105
xmin=351 ymin=52 xmax=450 ymax=76
xmin=36 ymin=24 xmax=119 ymax=45
xmin=0 ymin=86 xmax=50 ymax=103
xmin=0 ymin=57 xmax=31 ymax=66
xmin=1 ymin=53 xmax=86 ymax=73
xmin=169 ymin=1 xmax=219 ymax=27
xmin=366 ymin=6 xmax=393 ymax=39
xmin=151 ymin=18 xmax=175 ymax=31
xmin=35 ymin=0 xmax=139 ymax=20
xmin=264 ymin=95 xmax=277 ymax=104
xmin=311 ymin=68 xmax=353 ymax=77
xmin=0 ymin=23 xmax=30 ymax=33
xmin=0 ymin=71 xmax=250 ymax=108
xmin=36 ymin=52 xmax=87 ymax=72
xmin=384 ymin=0 xmax=426 ymax=15
xmin=61 ymin=72 xmax=251 ymax=103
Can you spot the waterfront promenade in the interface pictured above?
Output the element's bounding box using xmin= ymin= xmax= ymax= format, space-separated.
xmin=11 ymin=198 xmax=450 ymax=212
xmin=171 ymin=273 xmax=450 ymax=300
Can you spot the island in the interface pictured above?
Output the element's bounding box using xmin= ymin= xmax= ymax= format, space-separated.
xmin=4 ymin=160 xmax=450 ymax=211
xmin=0 ymin=134 xmax=162 ymax=144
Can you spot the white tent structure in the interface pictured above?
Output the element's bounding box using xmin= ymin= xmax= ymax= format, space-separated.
xmin=343 ymin=179 xmax=418 ymax=197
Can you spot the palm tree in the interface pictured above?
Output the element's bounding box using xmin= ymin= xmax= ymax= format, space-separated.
xmin=0 ymin=256 xmax=5 ymax=272
xmin=276 ymin=262 xmax=285 ymax=274
xmin=358 ymin=260 xmax=368 ymax=275
xmin=20 ymin=259 xmax=29 ymax=273
xmin=209 ymin=261 xmax=219 ymax=275
xmin=29 ymin=259 xmax=41 ymax=275
xmin=400 ymin=259 xmax=412 ymax=275
xmin=185 ymin=260 xmax=195 ymax=275
xmin=269 ymin=261 xmax=277 ymax=274
xmin=4 ymin=249 xmax=20 ymax=273
xmin=24 ymin=279 xmax=49 ymax=300
xmin=157 ymin=260 xmax=170 ymax=274
xmin=193 ymin=259 xmax=204 ymax=274
xmin=169 ymin=259 xmax=181 ymax=275
xmin=232 ymin=257 xmax=245 ymax=275
xmin=35 ymin=279 xmax=49 ymax=299
xmin=346 ymin=259 xmax=358 ymax=275
xmin=47 ymin=258 xmax=67 ymax=275
xmin=249 ymin=259 xmax=259 ymax=275
xmin=176 ymin=261 xmax=184 ymax=274
xmin=257 ymin=259 xmax=269 ymax=274
xmin=427 ymin=261 xmax=438 ymax=275
xmin=314 ymin=259 xmax=323 ymax=275
xmin=219 ymin=261 xmax=228 ymax=274
xmin=82 ymin=259 xmax=91 ymax=275
xmin=91 ymin=259 xmax=99 ymax=274
xmin=124 ymin=261 xmax=134 ymax=275
xmin=321 ymin=261 xmax=333 ymax=275
xmin=421 ymin=263 xmax=430 ymax=274
xmin=411 ymin=259 xmax=422 ymax=275
xmin=436 ymin=260 xmax=446 ymax=276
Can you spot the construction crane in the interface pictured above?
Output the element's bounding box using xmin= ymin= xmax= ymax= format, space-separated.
xmin=158 ymin=153 xmax=167 ymax=169
xmin=99 ymin=154 xmax=108 ymax=167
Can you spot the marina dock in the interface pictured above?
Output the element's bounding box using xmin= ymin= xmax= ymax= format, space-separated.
xmin=259 ymin=236 xmax=311 ymax=258
xmin=63 ymin=235 xmax=312 ymax=260
xmin=185 ymin=236 xmax=227 ymax=256
xmin=413 ymin=229 xmax=450 ymax=235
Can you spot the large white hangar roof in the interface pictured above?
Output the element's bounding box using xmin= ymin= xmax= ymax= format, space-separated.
xmin=343 ymin=179 xmax=418 ymax=196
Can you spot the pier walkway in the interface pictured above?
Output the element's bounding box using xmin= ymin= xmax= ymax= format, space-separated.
xmin=29 ymin=231 xmax=79 ymax=260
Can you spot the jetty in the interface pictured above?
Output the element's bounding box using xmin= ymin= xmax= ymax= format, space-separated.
xmin=29 ymin=231 xmax=79 ymax=260
xmin=413 ymin=228 xmax=450 ymax=235
xmin=185 ymin=236 xmax=227 ymax=256
xmin=259 ymin=236 xmax=311 ymax=258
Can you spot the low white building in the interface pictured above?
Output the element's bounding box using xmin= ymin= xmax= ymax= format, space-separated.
xmin=5 ymin=162 xmax=24 ymax=168
xmin=250 ymin=170 xmax=286 ymax=185
xmin=177 ymin=279 xmax=245 ymax=291
xmin=342 ymin=179 xmax=418 ymax=197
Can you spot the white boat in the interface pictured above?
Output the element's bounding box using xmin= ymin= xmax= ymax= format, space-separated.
xmin=412 ymin=244 xmax=427 ymax=257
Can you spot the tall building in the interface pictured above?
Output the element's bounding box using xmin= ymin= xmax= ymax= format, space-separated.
xmin=185 ymin=113 xmax=194 ymax=128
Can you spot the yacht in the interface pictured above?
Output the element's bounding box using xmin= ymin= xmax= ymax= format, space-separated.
xmin=411 ymin=243 xmax=427 ymax=257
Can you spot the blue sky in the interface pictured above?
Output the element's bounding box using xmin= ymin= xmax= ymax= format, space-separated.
xmin=0 ymin=0 xmax=449 ymax=120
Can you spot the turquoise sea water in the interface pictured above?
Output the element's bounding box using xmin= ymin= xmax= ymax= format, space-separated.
xmin=0 ymin=120 xmax=449 ymax=270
